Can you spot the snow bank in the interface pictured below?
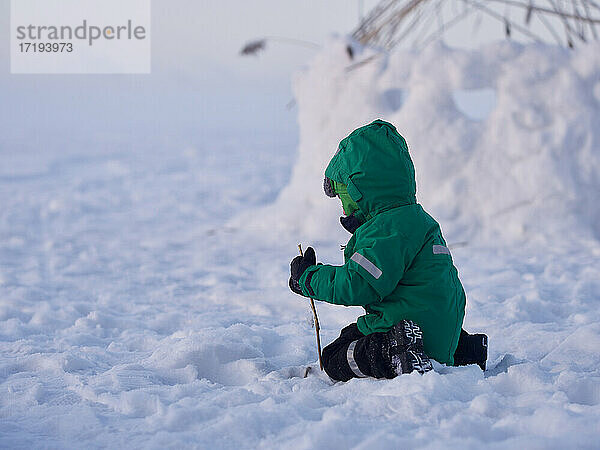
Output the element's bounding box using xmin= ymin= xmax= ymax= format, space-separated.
xmin=248 ymin=38 xmax=600 ymax=245
xmin=2 ymin=36 xmax=600 ymax=449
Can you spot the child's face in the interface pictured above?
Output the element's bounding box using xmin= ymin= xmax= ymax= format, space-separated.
xmin=334 ymin=182 xmax=359 ymax=216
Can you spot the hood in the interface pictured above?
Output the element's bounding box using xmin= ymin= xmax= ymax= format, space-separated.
xmin=325 ymin=120 xmax=417 ymax=219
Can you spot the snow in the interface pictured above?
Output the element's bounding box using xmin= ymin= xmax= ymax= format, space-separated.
xmin=250 ymin=39 xmax=600 ymax=246
xmin=2 ymin=38 xmax=600 ymax=448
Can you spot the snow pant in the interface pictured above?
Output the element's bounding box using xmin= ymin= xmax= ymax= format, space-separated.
xmin=322 ymin=323 xmax=396 ymax=382
xmin=323 ymin=323 xmax=485 ymax=381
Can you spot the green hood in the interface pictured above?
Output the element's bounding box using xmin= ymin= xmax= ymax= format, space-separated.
xmin=325 ymin=120 xmax=417 ymax=219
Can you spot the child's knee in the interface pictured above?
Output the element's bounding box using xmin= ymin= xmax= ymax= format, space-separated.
xmin=322 ymin=342 xmax=354 ymax=382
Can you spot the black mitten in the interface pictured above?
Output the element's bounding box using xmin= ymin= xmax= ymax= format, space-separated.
xmin=289 ymin=247 xmax=316 ymax=296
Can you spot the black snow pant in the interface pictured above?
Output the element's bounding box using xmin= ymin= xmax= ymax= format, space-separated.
xmin=322 ymin=323 xmax=396 ymax=382
xmin=323 ymin=323 xmax=484 ymax=381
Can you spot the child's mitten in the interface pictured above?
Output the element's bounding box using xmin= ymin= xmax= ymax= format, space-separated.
xmin=289 ymin=247 xmax=316 ymax=295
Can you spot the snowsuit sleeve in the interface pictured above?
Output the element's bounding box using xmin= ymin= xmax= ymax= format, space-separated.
xmin=299 ymin=229 xmax=417 ymax=306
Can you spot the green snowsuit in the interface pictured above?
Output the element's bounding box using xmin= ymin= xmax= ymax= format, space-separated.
xmin=299 ymin=120 xmax=465 ymax=365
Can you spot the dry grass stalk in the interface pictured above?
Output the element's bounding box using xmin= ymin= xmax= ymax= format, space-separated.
xmin=352 ymin=0 xmax=600 ymax=50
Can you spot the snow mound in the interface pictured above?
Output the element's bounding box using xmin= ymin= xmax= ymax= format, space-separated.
xmin=2 ymin=35 xmax=600 ymax=448
xmin=246 ymin=38 xmax=600 ymax=245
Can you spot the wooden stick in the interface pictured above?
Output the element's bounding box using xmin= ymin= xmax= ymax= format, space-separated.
xmin=298 ymin=244 xmax=324 ymax=371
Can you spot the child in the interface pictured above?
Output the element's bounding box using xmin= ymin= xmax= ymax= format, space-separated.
xmin=289 ymin=120 xmax=487 ymax=381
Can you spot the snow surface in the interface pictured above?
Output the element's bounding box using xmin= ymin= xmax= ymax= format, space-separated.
xmin=2 ymin=38 xmax=600 ymax=448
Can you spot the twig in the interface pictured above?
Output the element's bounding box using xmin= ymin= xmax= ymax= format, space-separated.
xmin=239 ymin=36 xmax=320 ymax=56
xmin=298 ymin=244 xmax=324 ymax=371
xmin=482 ymin=0 xmax=600 ymax=23
xmin=352 ymin=0 xmax=599 ymax=50
xmin=464 ymin=0 xmax=544 ymax=42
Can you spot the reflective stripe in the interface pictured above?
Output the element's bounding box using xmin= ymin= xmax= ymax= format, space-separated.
xmin=433 ymin=245 xmax=451 ymax=255
xmin=346 ymin=340 xmax=367 ymax=378
xmin=351 ymin=252 xmax=382 ymax=279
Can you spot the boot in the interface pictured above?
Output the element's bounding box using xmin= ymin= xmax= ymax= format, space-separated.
xmin=387 ymin=320 xmax=433 ymax=375
xmin=453 ymin=329 xmax=488 ymax=371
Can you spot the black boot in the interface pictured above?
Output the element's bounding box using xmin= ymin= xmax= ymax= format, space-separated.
xmin=453 ymin=329 xmax=488 ymax=371
xmin=387 ymin=320 xmax=433 ymax=375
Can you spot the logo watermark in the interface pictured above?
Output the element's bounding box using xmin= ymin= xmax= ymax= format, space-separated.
xmin=11 ymin=0 xmax=151 ymax=74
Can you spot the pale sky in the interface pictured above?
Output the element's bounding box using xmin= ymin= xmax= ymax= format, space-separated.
xmin=1 ymin=0 xmax=377 ymax=135
xmin=2 ymin=0 xmax=514 ymax=79
xmin=2 ymin=1 xmax=378 ymax=77
xmin=0 ymin=1 xmax=530 ymax=139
